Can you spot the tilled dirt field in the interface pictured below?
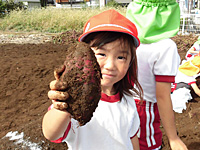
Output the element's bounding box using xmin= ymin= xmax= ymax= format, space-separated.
xmin=0 ymin=32 xmax=199 ymax=150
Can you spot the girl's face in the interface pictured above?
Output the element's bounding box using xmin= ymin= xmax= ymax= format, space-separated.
xmin=91 ymin=39 xmax=131 ymax=95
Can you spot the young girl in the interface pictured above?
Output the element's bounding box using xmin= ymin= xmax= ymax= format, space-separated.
xmin=171 ymin=56 xmax=200 ymax=113
xmin=173 ymin=56 xmax=200 ymax=96
xmin=42 ymin=9 xmax=143 ymax=150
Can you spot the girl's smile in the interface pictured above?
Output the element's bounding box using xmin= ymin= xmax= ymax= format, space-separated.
xmin=102 ymin=73 xmax=116 ymax=78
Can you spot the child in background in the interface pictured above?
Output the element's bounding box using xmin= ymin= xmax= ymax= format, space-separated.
xmin=174 ymin=56 xmax=200 ymax=96
xmin=185 ymin=36 xmax=200 ymax=60
xmin=171 ymin=56 xmax=200 ymax=112
xmin=126 ymin=0 xmax=188 ymax=149
xmin=42 ymin=9 xmax=143 ymax=150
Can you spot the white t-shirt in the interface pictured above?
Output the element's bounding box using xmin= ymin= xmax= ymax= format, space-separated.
xmin=136 ymin=39 xmax=180 ymax=103
xmin=55 ymin=92 xmax=140 ymax=150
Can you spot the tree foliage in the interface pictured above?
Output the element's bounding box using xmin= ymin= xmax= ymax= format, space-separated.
xmin=0 ymin=0 xmax=27 ymax=17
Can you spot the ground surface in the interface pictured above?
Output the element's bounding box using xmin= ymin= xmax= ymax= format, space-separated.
xmin=0 ymin=32 xmax=199 ymax=150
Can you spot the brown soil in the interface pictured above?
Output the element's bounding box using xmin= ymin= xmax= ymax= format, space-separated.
xmin=0 ymin=32 xmax=199 ymax=150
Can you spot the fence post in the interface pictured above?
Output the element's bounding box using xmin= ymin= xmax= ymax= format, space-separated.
xmin=99 ymin=0 xmax=105 ymax=8
xmin=182 ymin=15 xmax=185 ymax=34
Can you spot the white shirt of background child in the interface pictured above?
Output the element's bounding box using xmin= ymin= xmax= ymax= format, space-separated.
xmin=136 ymin=39 xmax=180 ymax=103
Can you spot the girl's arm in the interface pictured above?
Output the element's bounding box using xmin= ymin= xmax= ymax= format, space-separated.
xmin=156 ymin=82 xmax=188 ymax=150
xmin=42 ymin=107 xmax=71 ymax=141
xmin=191 ymin=83 xmax=200 ymax=96
xmin=131 ymin=136 xmax=140 ymax=150
xmin=43 ymin=76 xmax=70 ymax=141
xmin=188 ymin=47 xmax=199 ymax=54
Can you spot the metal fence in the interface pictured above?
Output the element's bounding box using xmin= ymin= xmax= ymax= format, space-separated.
xmin=180 ymin=14 xmax=200 ymax=35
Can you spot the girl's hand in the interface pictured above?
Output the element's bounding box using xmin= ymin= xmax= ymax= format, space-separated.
xmin=48 ymin=65 xmax=69 ymax=111
xmin=42 ymin=65 xmax=72 ymax=141
xmin=48 ymin=86 xmax=69 ymax=100
xmin=169 ymin=136 xmax=188 ymax=150
xmin=51 ymin=99 xmax=69 ymax=111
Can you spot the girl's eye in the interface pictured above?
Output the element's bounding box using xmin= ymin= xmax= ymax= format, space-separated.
xmin=97 ymin=53 xmax=106 ymax=57
xmin=118 ymin=56 xmax=126 ymax=60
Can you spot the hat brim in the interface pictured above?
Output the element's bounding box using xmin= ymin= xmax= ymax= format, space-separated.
xmin=78 ymin=27 xmax=140 ymax=48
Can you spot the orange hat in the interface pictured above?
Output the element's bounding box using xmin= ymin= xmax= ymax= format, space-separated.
xmin=179 ymin=56 xmax=200 ymax=76
xmin=78 ymin=9 xmax=140 ymax=47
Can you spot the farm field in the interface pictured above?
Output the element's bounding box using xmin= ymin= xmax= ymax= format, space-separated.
xmin=0 ymin=31 xmax=199 ymax=150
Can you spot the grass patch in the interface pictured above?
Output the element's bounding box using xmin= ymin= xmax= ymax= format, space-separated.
xmin=0 ymin=6 xmax=126 ymax=33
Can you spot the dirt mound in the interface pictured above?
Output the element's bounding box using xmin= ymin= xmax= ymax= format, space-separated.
xmin=0 ymin=33 xmax=199 ymax=149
